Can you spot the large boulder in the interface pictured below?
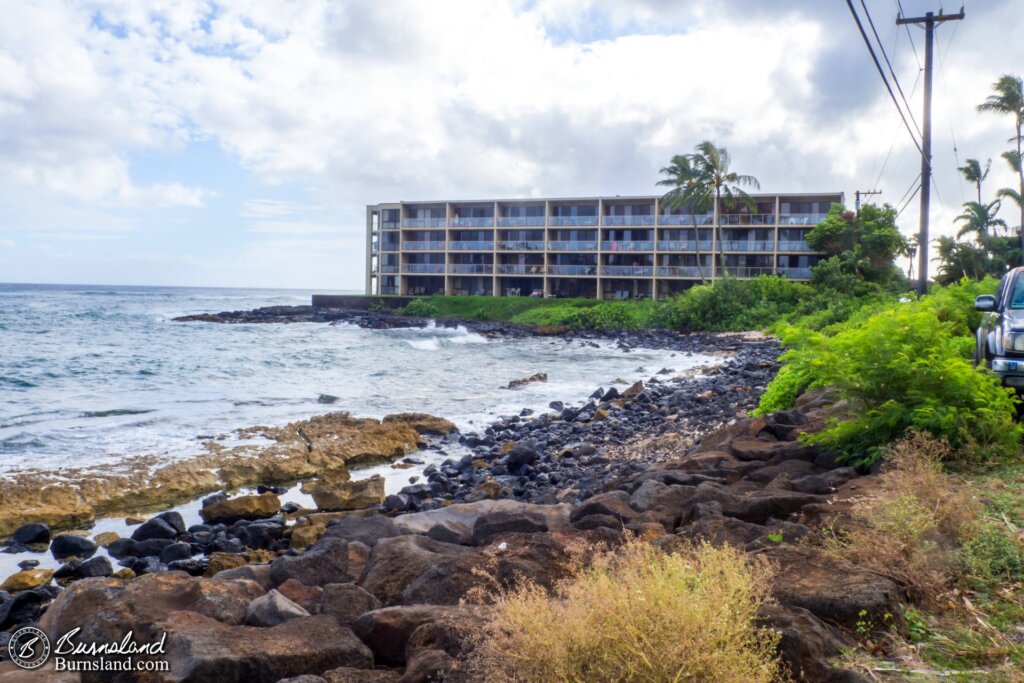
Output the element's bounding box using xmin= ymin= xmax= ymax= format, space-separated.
xmin=381 ymin=413 xmax=457 ymax=435
xmin=352 ymin=606 xmax=482 ymax=667
xmin=393 ymin=500 xmax=570 ymax=536
xmin=305 ymin=477 xmax=385 ymax=511
xmin=161 ymin=612 xmax=373 ymax=682
xmin=324 ymin=514 xmax=401 ymax=547
xmin=323 ymin=668 xmax=400 ymax=683
xmin=321 ymin=583 xmax=381 ymax=625
xmin=39 ymin=572 xmax=265 ymax=645
xmin=50 ymin=534 xmax=98 ymax=561
xmin=687 ymin=483 xmax=823 ymax=525
xmin=11 ymin=522 xmax=50 ymax=546
xmin=131 ymin=516 xmax=180 ymax=542
xmin=471 ymin=508 xmax=548 ymax=546
xmin=358 ymin=536 xmax=473 ymax=606
xmin=245 ymin=589 xmax=310 ymax=627
xmin=211 ymin=563 xmax=273 ymax=590
xmin=0 ymin=569 xmax=53 ymax=592
xmin=569 ymin=491 xmax=635 ymax=525
xmin=758 ymin=604 xmax=862 ymax=683
xmin=200 ymin=493 xmax=281 ymax=524
xmin=270 ymin=537 xmax=350 ymax=587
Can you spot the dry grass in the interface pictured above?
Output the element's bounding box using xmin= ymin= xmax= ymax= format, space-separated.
xmin=824 ymin=430 xmax=983 ymax=606
xmin=468 ymin=539 xmax=786 ymax=683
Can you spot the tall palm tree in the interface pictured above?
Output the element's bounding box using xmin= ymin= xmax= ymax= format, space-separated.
xmin=954 ymin=200 xmax=1006 ymax=243
xmin=957 ymin=158 xmax=991 ymax=203
xmin=657 ymin=154 xmax=711 ymax=282
xmin=978 ymin=74 xmax=1024 ymax=255
xmin=686 ymin=141 xmax=760 ymax=278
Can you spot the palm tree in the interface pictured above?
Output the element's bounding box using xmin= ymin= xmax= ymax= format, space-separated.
xmin=657 ymin=154 xmax=711 ymax=282
xmin=954 ymin=200 xmax=1006 ymax=243
xmin=686 ymin=141 xmax=760 ymax=278
xmin=957 ymin=158 xmax=991 ymax=203
xmin=978 ymin=74 xmax=1024 ymax=255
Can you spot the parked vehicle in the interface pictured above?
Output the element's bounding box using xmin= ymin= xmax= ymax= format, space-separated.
xmin=975 ymin=266 xmax=1024 ymax=388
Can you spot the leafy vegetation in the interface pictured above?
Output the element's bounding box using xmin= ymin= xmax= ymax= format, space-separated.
xmin=754 ymin=278 xmax=1021 ymax=468
xmin=806 ymin=203 xmax=908 ymax=287
xmin=470 ymin=540 xmax=783 ymax=683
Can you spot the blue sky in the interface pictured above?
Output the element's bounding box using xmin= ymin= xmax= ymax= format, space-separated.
xmin=1 ymin=0 xmax=1022 ymax=289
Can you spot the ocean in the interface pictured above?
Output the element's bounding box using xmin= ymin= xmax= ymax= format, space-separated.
xmin=0 ymin=283 xmax=707 ymax=478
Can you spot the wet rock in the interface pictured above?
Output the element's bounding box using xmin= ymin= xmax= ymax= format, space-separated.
xmin=54 ymin=556 xmax=113 ymax=581
xmin=271 ymin=537 xmax=350 ymax=587
xmin=324 ymin=514 xmax=400 ymax=547
xmin=382 ymin=413 xmax=458 ymax=435
xmin=321 ymin=583 xmax=382 ymax=625
xmin=0 ymin=588 xmax=49 ymax=629
xmin=11 ymin=522 xmax=50 ymax=546
xmin=1 ymin=568 xmax=53 ymax=592
xmin=507 ymin=372 xmax=547 ymax=389
xmin=160 ymin=542 xmax=194 ymax=564
xmin=318 ymin=394 xmax=340 ymax=404
xmin=212 ymin=563 xmax=273 ymax=590
xmin=93 ymin=531 xmax=120 ymax=547
xmin=17 ymin=559 xmax=39 ymax=570
xmin=200 ymin=492 xmax=281 ymax=524
xmin=50 ymin=534 xmax=98 ymax=561
xmin=161 ymin=612 xmax=373 ymax=682
xmin=245 ymin=589 xmax=310 ymax=627
xmin=131 ymin=538 xmax=174 ymax=558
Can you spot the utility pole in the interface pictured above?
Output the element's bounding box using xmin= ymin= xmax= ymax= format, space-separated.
xmin=897 ymin=7 xmax=964 ymax=297
xmin=854 ymin=189 xmax=882 ymax=216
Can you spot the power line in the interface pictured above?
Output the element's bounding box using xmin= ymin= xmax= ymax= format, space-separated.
xmin=896 ymin=0 xmax=922 ymax=68
xmin=860 ymin=0 xmax=922 ymax=138
xmin=898 ymin=182 xmax=922 ymax=217
xmin=846 ymin=0 xmax=923 ymax=154
xmin=875 ymin=69 xmax=923 ymax=192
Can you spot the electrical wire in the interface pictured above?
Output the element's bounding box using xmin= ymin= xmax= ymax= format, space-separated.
xmin=860 ymin=0 xmax=922 ymax=138
xmin=846 ymin=0 xmax=923 ymax=154
xmin=896 ymin=0 xmax=922 ymax=68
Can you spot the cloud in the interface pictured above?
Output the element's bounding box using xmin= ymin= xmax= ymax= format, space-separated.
xmin=247 ymin=220 xmax=359 ymax=235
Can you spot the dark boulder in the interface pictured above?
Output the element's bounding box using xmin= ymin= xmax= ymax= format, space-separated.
xmin=270 ymin=537 xmax=349 ymax=587
xmin=12 ymin=523 xmax=51 ymax=546
xmin=50 ymin=534 xmax=98 ymax=561
xmin=324 ymin=515 xmax=401 ymax=547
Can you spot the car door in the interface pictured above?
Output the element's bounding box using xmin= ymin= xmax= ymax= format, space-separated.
xmin=978 ymin=273 xmax=1010 ymax=365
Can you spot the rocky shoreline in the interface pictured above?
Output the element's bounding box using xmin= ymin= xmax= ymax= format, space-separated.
xmin=0 ymin=312 xmax=888 ymax=681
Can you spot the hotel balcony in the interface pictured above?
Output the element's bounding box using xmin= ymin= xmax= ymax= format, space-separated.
xmin=548 ymin=240 xmax=598 ymax=251
xmin=778 ymin=240 xmax=814 ymax=252
xmin=779 ymin=267 xmax=813 ymax=279
xmin=448 ymin=263 xmax=493 ymax=274
xmin=656 ymin=266 xmax=704 ymax=278
xmin=658 ymin=214 xmax=714 ymax=226
xmin=720 ymin=240 xmax=774 ymax=252
xmin=450 ymin=217 xmax=494 ymax=228
xmin=603 ymin=215 xmax=655 ymax=226
xmin=379 ymin=264 xmax=400 ymax=274
xmin=550 ymin=216 xmax=599 ymax=226
xmin=602 ymin=265 xmax=653 ymax=277
xmin=721 ymin=266 xmax=776 ymax=278
xmin=404 ymin=263 xmax=446 ymax=274
xmin=497 ymin=264 xmax=546 ymax=275
xmin=601 ymin=241 xmax=653 ymax=252
xmin=402 ymin=241 xmax=446 ymax=251
xmin=779 ymin=213 xmax=828 ymax=225
xmin=448 ymin=241 xmax=494 ymax=251
xmin=498 ymin=240 xmax=545 ymax=251
xmin=548 ymin=264 xmax=598 ymax=276
xmin=656 ymin=240 xmax=713 ymax=251
xmin=497 ymin=217 xmax=546 ymax=227
xmin=719 ymin=213 xmax=775 ymax=225
xmin=402 ymin=218 xmax=447 ymax=228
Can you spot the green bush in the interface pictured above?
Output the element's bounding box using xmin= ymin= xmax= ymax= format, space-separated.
xmin=399 ymin=298 xmax=439 ymax=317
xmin=960 ymin=523 xmax=1024 ymax=587
xmin=757 ymin=279 xmax=1020 ymax=468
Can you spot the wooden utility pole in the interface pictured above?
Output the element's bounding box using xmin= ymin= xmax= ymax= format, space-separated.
xmin=897 ymin=7 xmax=964 ymax=297
xmin=854 ymin=189 xmax=882 ymax=215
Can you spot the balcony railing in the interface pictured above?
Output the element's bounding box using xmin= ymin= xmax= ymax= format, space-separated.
xmin=380 ymin=222 xmax=401 ymax=230
xmin=448 ymin=241 xmax=494 ymax=251
xmin=658 ymin=214 xmax=714 ymax=225
xmin=379 ymin=265 xmax=400 ymax=273
xmin=656 ymin=266 xmax=705 ymax=278
xmin=719 ymin=214 xmax=775 ymax=225
xmin=779 ymin=267 xmax=813 ymax=279
xmin=656 ymin=240 xmax=713 ymax=251
xmin=779 ymin=213 xmax=828 ymax=225
xmin=601 ymin=241 xmax=653 ymax=252
xmin=550 ymin=216 xmax=599 ymax=226
xmin=548 ymin=264 xmax=598 ymax=276
xmin=498 ymin=240 xmax=545 ymax=251
xmin=602 ymin=265 xmax=653 ymax=276
xmin=603 ymin=215 xmax=655 ymax=226
xmin=448 ymin=264 xmax=493 ymax=274
xmin=497 ymin=217 xmax=546 ymax=227
xmin=403 ymin=263 xmax=446 ymax=274
xmin=449 ymin=217 xmax=494 ymax=227
xmin=497 ymin=264 xmax=546 ymax=275
xmin=718 ymin=266 xmax=776 ymax=278
xmin=402 ymin=218 xmax=446 ymax=228
xmin=548 ymin=240 xmax=598 ymax=251
xmin=720 ymin=241 xmax=774 ymax=252
xmin=777 ymin=240 xmax=814 ymax=252
xmin=402 ymin=241 xmax=445 ymax=251
xmin=380 ymin=242 xmax=400 ymax=251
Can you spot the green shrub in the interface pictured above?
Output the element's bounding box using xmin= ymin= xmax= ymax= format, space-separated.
xmin=960 ymin=524 xmax=1024 ymax=587
xmin=399 ymin=298 xmax=439 ymax=317
xmin=757 ymin=279 xmax=1019 ymax=468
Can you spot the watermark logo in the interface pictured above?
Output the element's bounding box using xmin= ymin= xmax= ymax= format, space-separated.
xmin=9 ymin=626 xmax=50 ymax=670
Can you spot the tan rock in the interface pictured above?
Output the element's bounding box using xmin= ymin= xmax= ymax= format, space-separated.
xmin=472 ymin=479 xmax=505 ymax=499
xmin=500 ymin=440 xmax=517 ymax=453
xmin=290 ymin=523 xmax=325 ymax=550
xmin=206 ymin=552 xmax=247 ymax=577
xmin=125 ymin=516 xmax=147 ymax=526
xmin=622 ymin=380 xmax=644 ymax=397
xmin=507 ymin=372 xmax=547 ymax=389
xmin=305 ymin=477 xmax=385 ymax=512
xmin=113 ymin=568 xmax=136 ymax=580
xmin=592 ymin=408 xmax=609 ymax=422
xmin=381 ymin=412 xmax=457 ymax=435
xmin=94 ymin=531 xmax=120 ymax=547
xmin=1 ymin=569 xmax=54 ymax=592
xmin=199 ymin=493 xmax=280 ymax=524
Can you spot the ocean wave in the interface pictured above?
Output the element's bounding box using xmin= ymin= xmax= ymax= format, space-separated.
xmin=0 ymin=376 xmax=36 ymax=389
xmin=81 ymin=409 xmax=154 ymax=418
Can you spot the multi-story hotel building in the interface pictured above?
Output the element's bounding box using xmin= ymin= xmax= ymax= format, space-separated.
xmin=365 ymin=192 xmax=842 ymax=299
